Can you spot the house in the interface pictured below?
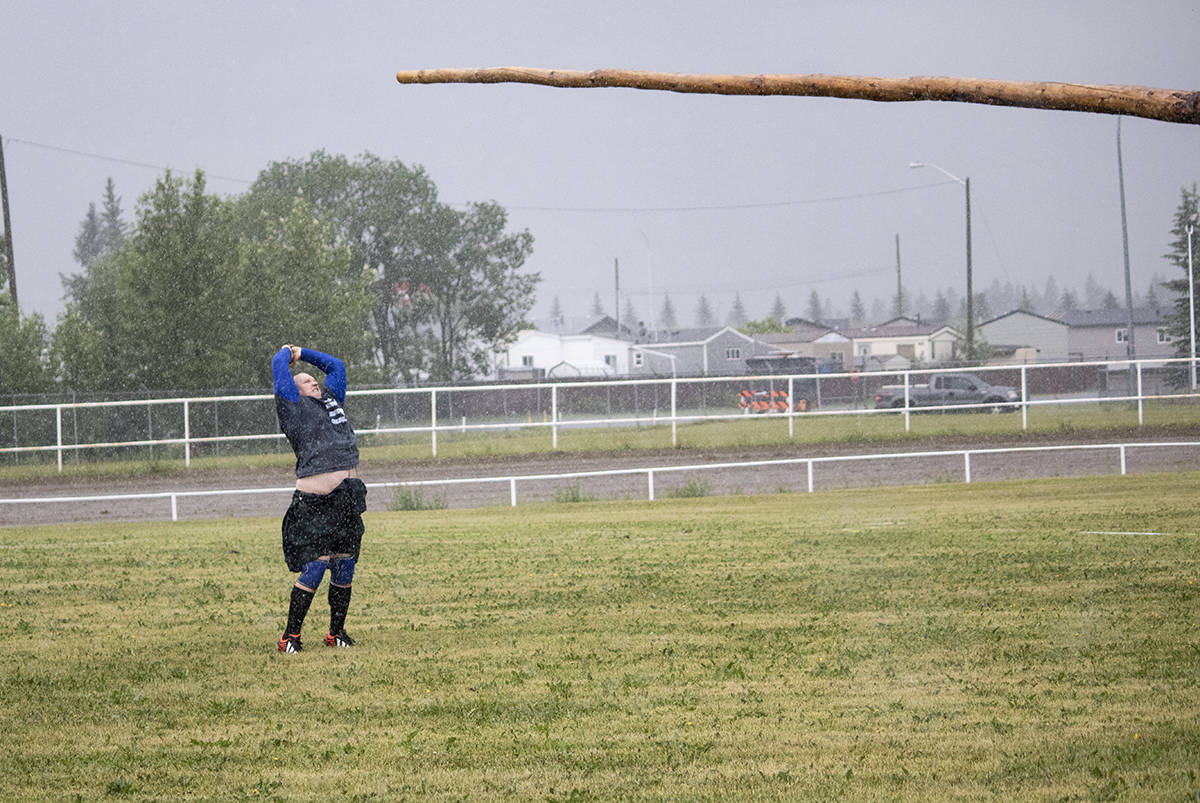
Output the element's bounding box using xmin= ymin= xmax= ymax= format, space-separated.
xmin=978 ymin=307 xmax=1175 ymax=362
xmin=844 ymin=317 xmax=961 ymax=366
xmin=978 ymin=310 xmax=1070 ymax=362
xmin=499 ymin=316 xmax=634 ymax=379
xmin=1058 ymin=307 xmax=1175 ymax=361
xmin=760 ymin=318 xmax=853 ymax=371
xmin=627 ymin=326 xmax=783 ymax=377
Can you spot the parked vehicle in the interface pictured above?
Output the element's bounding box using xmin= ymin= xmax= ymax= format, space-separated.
xmin=874 ymin=372 xmax=1020 ymax=413
xmin=738 ymin=355 xmax=818 ymax=413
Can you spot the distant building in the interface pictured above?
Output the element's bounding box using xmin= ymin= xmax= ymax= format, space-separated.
xmin=1057 ymin=307 xmax=1175 ymax=361
xmin=499 ymin=315 xmax=633 ymax=379
xmin=628 ymin=326 xmax=783 ymax=377
xmin=978 ymin=307 xmax=1174 ymax=362
xmin=978 ymin=310 xmax=1070 ymax=362
xmin=842 ymin=317 xmax=961 ymax=366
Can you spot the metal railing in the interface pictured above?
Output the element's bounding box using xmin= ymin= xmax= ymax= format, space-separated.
xmin=0 ymin=439 xmax=1194 ymax=522
xmin=0 ymin=357 xmax=1195 ymax=471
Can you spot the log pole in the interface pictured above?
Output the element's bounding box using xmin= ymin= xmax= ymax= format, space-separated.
xmin=396 ymin=67 xmax=1200 ymax=125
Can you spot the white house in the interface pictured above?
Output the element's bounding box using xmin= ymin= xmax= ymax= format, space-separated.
xmin=499 ymin=316 xmax=632 ymax=379
xmin=845 ymin=318 xmax=961 ymax=366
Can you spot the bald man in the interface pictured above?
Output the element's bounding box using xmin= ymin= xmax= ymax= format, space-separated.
xmin=271 ymin=344 xmax=367 ymax=653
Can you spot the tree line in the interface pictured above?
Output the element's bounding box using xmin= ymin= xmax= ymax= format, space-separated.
xmin=0 ymin=152 xmax=538 ymax=394
xmin=571 ymin=185 xmax=1196 ymax=340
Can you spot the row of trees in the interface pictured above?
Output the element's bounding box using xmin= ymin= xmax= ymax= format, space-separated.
xmin=1 ymin=152 xmax=539 ymax=394
xmin=576 ymin=268 xmax=1171 ymax=335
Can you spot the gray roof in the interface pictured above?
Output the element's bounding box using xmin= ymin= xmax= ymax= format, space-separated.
xmin=842 ymin=320 xmax=957 ymax=339
xmin=979 ymin=308 xmax=1067 ymax=327
xmin=643 ymin=326 xmax=728 ymax=344
xmin=1053 ymin=307 xmax=1171 ymax=327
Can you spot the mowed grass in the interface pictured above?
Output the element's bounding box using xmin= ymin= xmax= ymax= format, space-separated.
xmin=2 ymin=474 xmax=1199 ymax=800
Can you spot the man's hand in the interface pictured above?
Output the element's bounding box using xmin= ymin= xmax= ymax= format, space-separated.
xmin=284 ymin=344 xmax=301 ymax=367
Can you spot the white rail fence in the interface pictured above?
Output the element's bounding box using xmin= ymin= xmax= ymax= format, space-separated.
xmin=0 ymin=357 xmax=1196 ymax=471
xmin=2 ymin=440 xmax=1195 ymax=523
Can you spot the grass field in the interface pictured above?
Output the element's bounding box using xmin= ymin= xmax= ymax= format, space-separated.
xmin=2 ymin=473 xmax=1199 ymax=800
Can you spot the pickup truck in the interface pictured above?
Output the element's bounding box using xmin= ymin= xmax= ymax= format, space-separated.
xmin=874 ymin=373 xmax=1020 ymax=413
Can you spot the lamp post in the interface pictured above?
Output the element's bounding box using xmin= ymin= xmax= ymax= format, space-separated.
xmin=910 ymin=162 xmax=973 ymax=359
xmin=1188 ymin=213 xmax=1197 ymax=390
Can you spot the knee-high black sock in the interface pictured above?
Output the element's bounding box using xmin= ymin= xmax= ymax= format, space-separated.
xmin=286 ymin=585 xmax=316 ymax=635
xmin=329 ymin=584 xmax=352 ymax=634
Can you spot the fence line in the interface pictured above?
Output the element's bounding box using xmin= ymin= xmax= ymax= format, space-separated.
xmin=0 ymin=356 xmax=1196 ymax=470
xmin=1 ymin=440 xmax=1194 ymax=523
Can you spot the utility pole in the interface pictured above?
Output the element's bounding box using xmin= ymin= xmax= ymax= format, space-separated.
xmin=894 ymin=234 xmax=902 ymax=317
xmin=614 ymin=257 xmax=620 ymax=336
xmin=1116 ymin=118 xmax=1137 ymax=394
xmin=0 ymin=134 xmax=17 ymax=307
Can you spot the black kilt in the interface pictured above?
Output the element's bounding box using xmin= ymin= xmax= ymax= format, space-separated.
xmin=281 ymin=478 xmax=367 ymax=572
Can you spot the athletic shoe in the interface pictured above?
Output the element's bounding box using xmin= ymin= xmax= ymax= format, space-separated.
xmin=324 ymin=630 xmax=354 ymax=648
xmin=277 ymin=633 xmax=303 ymax=653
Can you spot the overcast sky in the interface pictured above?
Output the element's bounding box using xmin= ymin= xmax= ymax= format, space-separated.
xmin=2 ymin=1 xmax=1197 ymax=330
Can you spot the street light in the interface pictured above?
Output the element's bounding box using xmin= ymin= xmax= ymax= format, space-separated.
xmin=910 ymin=162 xmax=973 ymax=359
xmin=1188 ymin=212 xmax=1198 ymax=390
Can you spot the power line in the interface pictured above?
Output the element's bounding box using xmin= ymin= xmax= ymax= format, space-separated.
xmin=7 ymin=134 xmax=955 ymax=211
xmin=503 ymin=181 xmax=956 ymax=213
xmin=6 ymin=137 xmax=253 ymax=185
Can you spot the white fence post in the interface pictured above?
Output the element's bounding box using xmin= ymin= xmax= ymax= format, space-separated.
xmin=551 ymin=385 xmax=559 ymax=449
xmin=806 ymin=460 xmax=813 ymax=493
xmin=647 ymin=469 xmax=655 ymax=501
xmin=1136 ymin=362 xmax=1144 ymax=426
xmin=1119 ymin=445 xmax=1127 ymax=475
xmin=170 ymin=493 xmax=178 ymax=522
xmin=183 ymin=399 xmax=191 ymax=468
xmin=510 ymin=477 xmax=517 ymax=507
xmin=431 ymin=389 xmax=438 ymax=457
xmin=670 ymin=378 xmax=677 ymax=447
xmin=788 ymin=377 xmax=795 ymax=439
xmin=1020 ymin=365 xmax=1028 ymax=431
xmin=903 ymin=370 xmax=912 ymax=432
xmin=964 ymin=452 xmax=972 ymax=483
xmin=55 ymin=406 xmax=63 ymax=473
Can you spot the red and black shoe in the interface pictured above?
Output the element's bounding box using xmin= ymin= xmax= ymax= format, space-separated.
xmin=277 ymin=633 xmax=303 ymax=653
xmin=324 ymin=630 xmax=354 ymax=648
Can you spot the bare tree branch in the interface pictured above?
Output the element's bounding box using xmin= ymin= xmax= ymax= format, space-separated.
xmin=396 ymin=67 xmax=1200 ymax=125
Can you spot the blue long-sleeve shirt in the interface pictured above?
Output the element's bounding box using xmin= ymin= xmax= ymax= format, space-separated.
xmin=272 ymin=347 xmax=358 ymax=478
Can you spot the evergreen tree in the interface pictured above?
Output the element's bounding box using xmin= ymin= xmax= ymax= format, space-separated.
xmin=1019 ymin=286 xmax=1034 ymax=311
xmin=100 ymin=177 xmax=127 ymax=253
xmin=590 ymin=291 xmax=605 ymax=317
xmin=1059 ymin=288 xmax=1080 ymax=312
xmin=769 ymin=293 xmax=786 ymax=323
xmin=933 ymin=291 xmax=951 ymax=322
xmin=695 ymin=294 xmax=716 ymax=327
xmin=72 ymin=203 xmax=104 ymax=270
xmin=1083 ymin=273 xmax=1107 ymax=309
xmin=727 ymin=292 xmax=748 ymax=327
xmin=622 ymin=298 xmax=640 ymax=332
xmin=849 ymin=290 xmax=866 ymax=326
xmin=806 ymin=290 xmax=822 ymax=323
xmin=1160 ymin=184 xmax=1200 ymax=386
xmin=1145 ymin=275 xmax=1163 ymax=309
xmin=550 ymin=295 xmax=564 ymax=325
xmin=1042 ymin=276 xmax=1060 ymax=314
xmin=1103 ymin=291 xmax=1120 ymax=310
xmin=659 ymin=294 xmax=678 ymax=329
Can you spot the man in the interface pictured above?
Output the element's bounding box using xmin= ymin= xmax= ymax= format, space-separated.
xmin=272 ymin=344 xmax=367 ymax=653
